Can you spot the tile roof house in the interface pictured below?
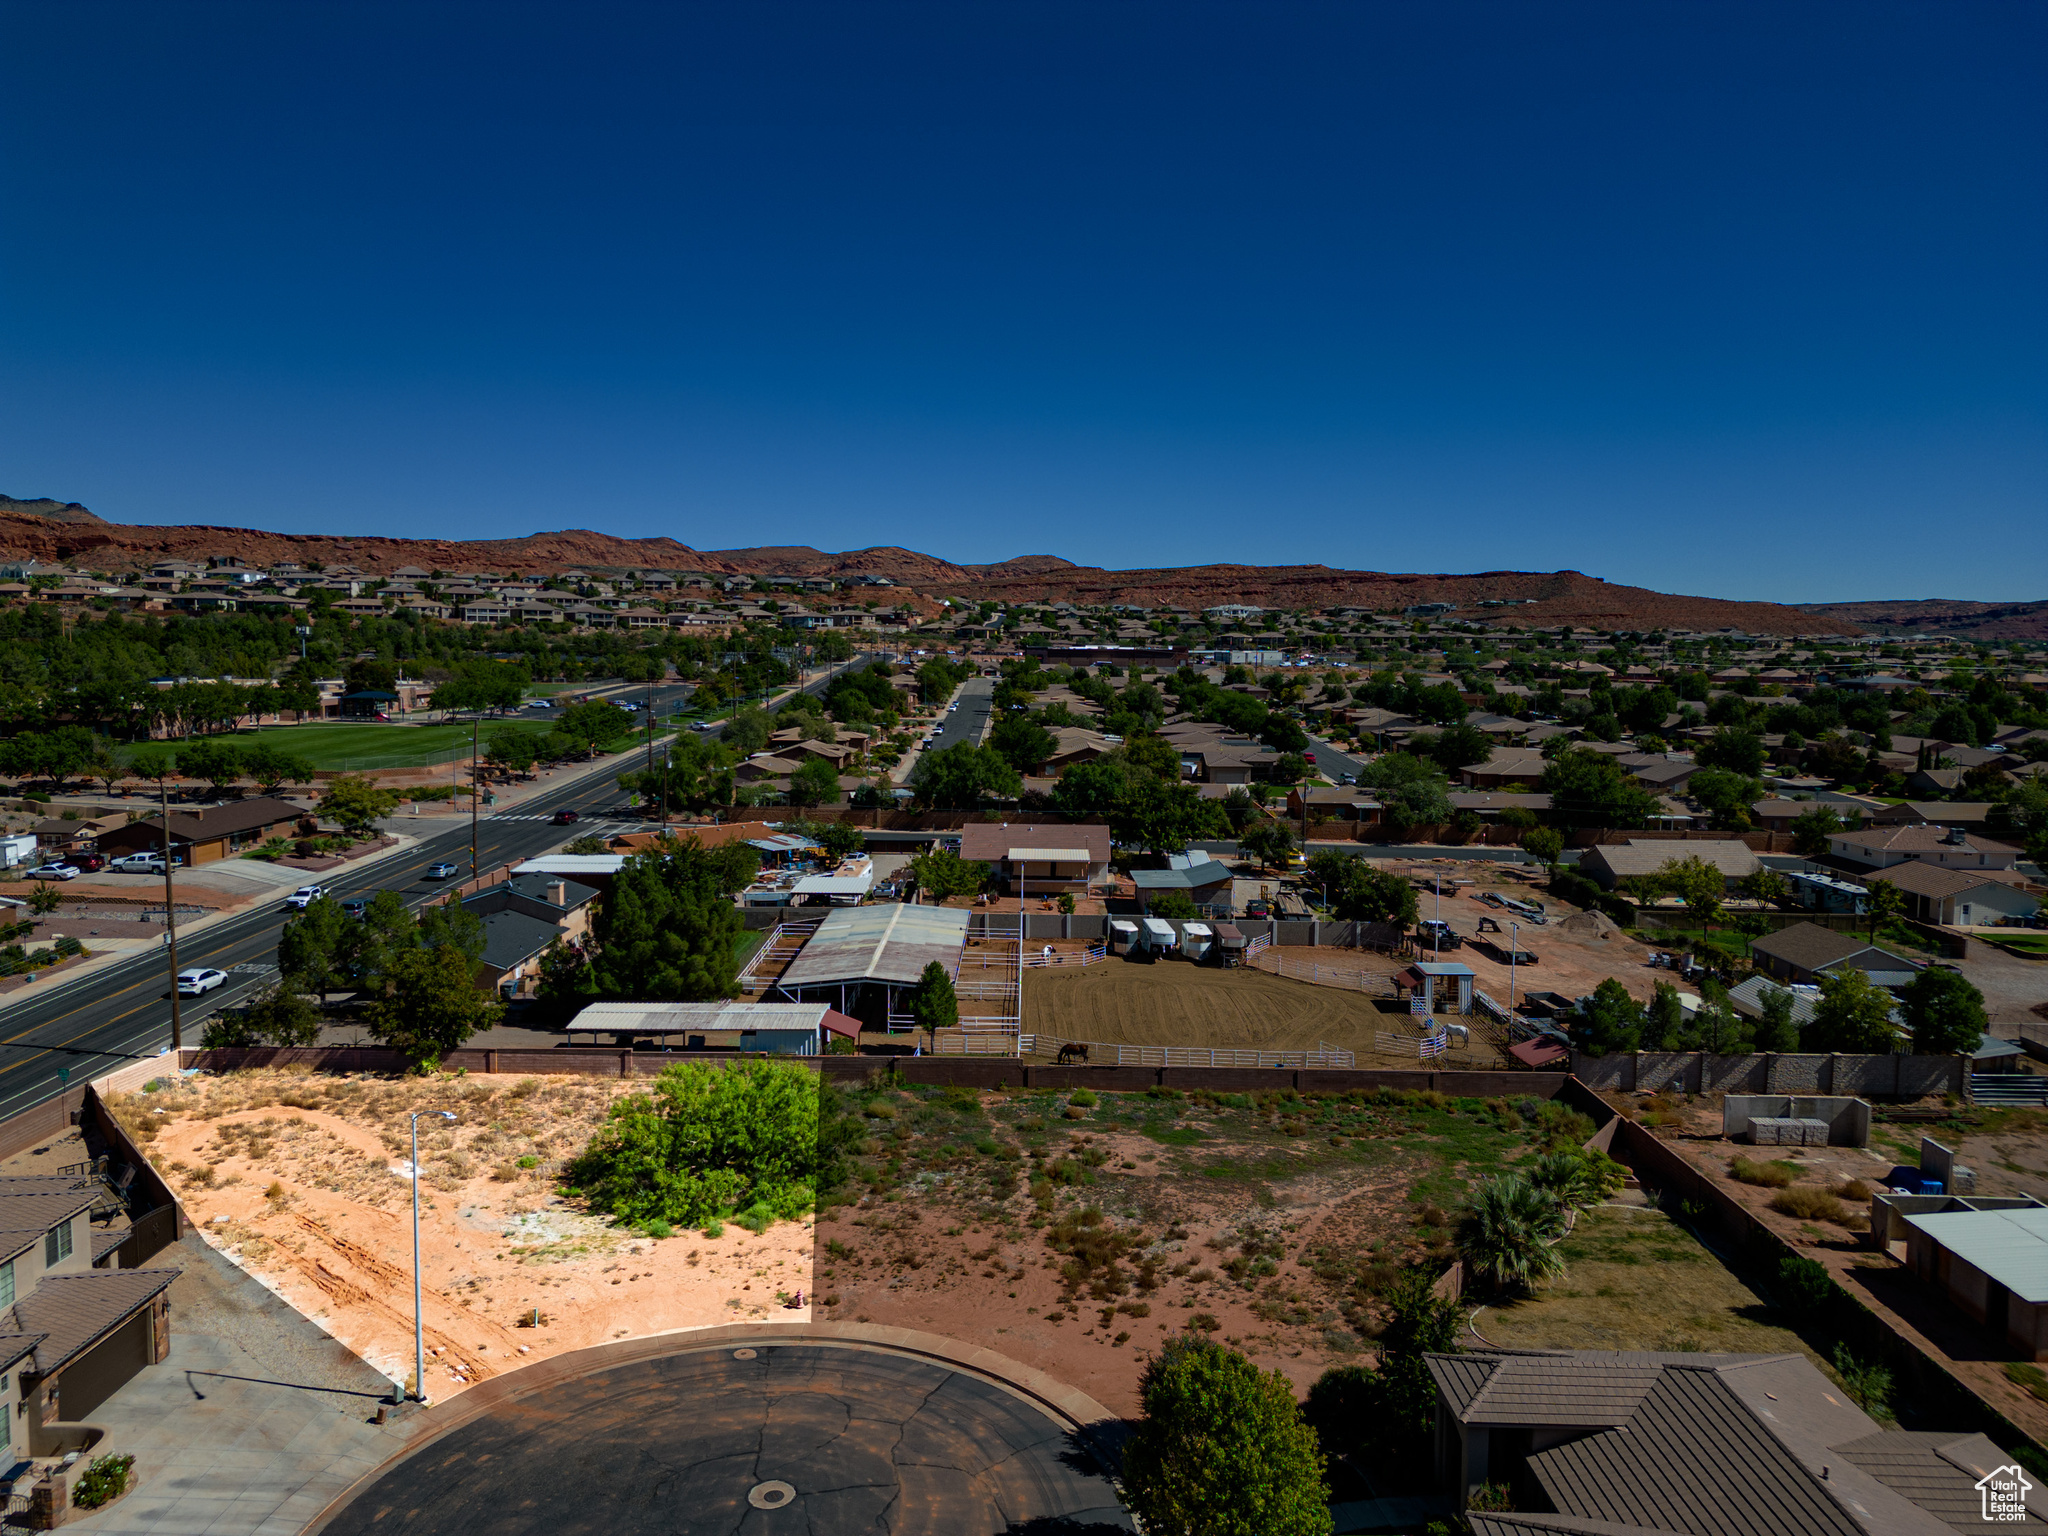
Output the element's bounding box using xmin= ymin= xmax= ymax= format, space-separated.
xmin=1437 ymin=1347 xmax=2036 ymax=1534
xmin=96 ymin=797 xmax=309 ymax=865
xmin=0 ymin=1176 xmax=178 ymax=1460
xmin=1830 ymin=824 xmax=2020 ymax=873
xmin=1868 ymin=801 xmax=1998 ymax=831
xmin=1461 ymin=750 xmax=1550 ymax=789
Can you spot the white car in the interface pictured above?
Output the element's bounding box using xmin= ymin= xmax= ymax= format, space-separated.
xmin=109 ymin=852 xmax=173 ymax=873
xmin=26 ymin=864 xmax=78 ymax=881
xmin=175 ymin=968 xmax=229 ymax=996
xmin=284 ymin=885 xmax=326 ymax=910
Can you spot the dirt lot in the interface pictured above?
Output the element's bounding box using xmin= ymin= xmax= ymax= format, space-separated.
xmin=813 ymin=1079 xmax=1575 ymax=1416
xmin=107 ymin=1071 xmax=812 ymax=1402
xmin=1023 ymin=961 xmax=1398 ymax=1055
xmin=1620 ymin=1095 xmax=2048 ymax=1445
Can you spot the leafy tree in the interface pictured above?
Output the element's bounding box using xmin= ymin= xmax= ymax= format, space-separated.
xmin=1305 ymin=852 xmax=1417 ymax=925
xmin=813 ymin=820 xmax=865 ymax=862
xmin=724 ymin=705 xmax=772 ymax=755
xmin=27 ymin=886 xmax=61 ymax=916
xmin=485 ymin=729 xmax=538 ymax=776
xmin=1408 ymin=723 xmax=1493 ymax=774
xmin=1542 ymin=748 xmax=1661 ymax=829
xmin=1572 ymin=978 xmax=1646 ymax=1054
xmin=1238 ymin=818 xmax=1295 ymax=871
xmin=175 ymin=739 xmax=246 ymax=796
xmin=1899 ymin=967 xmax=1988 ymax=1055
xmin=1806 ymin=968 xmax=1901 ymax=1053
xmin=202 ymin=984 xmax=323 ymax=1049
xmin=1651 ymin=854 xmax=1726 ymax=930
xmin=568 ymin=1059 xmax=819 ymax=1229
xmin=1220 ymin=787 xmax=1259 ymax=835
xmin=1354 ymin=751 xmax=1453 ymax=833
xmin=1148 ymin=888 xmax=1200 ymax=920
xmin=788 ymin=755 xmax=842 ymax=808
xmin=1116 ymin=772 xmax=1225 ymax=854
xmin=988 ymin=712 xmax=1058 ymax=775
xmin=1742 ymin=868 xmax=1789 ymax=907
xmin=906 ymin=846 xmax=988 ymax=903
xmin=278 ymin=896 xmax=351 ymax=1003
xmin=1697 ymin=727 xmax=1766 ymax=777
xmin=1121 ymin=1336 xmax=1331 ymax=1536
xmin=364 ymin=943 xmax=500 ymax=1067
xmin=1790 ymin=805 xmax=1845 ymax=857
xmin=1647 ymin=980 xmax=1686 ymax=1048
xmin=242 ymin=742 xmax=316 ymax=796
xmin=909 ymin=742 xmax=1020 ymax=808
xmin=906 ymin=959 xmax=959 ymax=1049
xmin=1754 ymin=983 xmax=1802 ymax=1052
xmin=1865 ymin=876 xmax=1904 ymax=939
xmin=320 ymin=774 xmax=400 ymax=840
xmin=1368 ymin=1267 xmax=1465 ymax=1442
xmin=1458 ymin=1174 xmax=1569 ymax=1295
xmin=1688 ymin=766 xmax=1763 ymax=830
xmin=574 ymin=846 xmax=746 ymax=1001
xmin=1521 ymin=825 xmax=1564 ymax=868
xmin=555 ymin=699 xmax=635 ymax=754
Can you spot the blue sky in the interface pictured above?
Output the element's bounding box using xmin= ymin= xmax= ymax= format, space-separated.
xmin=2 ymin=2 xmax=2042 ymax=603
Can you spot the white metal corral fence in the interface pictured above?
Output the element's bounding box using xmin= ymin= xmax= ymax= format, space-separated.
xmin=1016 ymin=1034 xmax=1356 ymax=1070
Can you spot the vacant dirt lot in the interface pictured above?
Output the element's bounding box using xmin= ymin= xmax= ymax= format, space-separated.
xmin=108 ymin=1071 xmax=811 ymax=1402
xmin=1024 ymin=960 xmax=1397 ymax=1054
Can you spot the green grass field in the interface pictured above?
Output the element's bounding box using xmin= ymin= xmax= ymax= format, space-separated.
xmin=126 ymin=718 xmax=669 ymax=773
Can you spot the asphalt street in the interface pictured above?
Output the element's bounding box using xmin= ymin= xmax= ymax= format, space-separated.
xmin=921 ymin=675 xmax=994 ymax=753
xmin=1305 ymin=732 xmax=1368 ymax=782
xmin=0 ymin=656 xmax=873 ymax=1121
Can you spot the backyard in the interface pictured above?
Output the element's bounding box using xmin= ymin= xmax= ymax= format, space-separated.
xmin=813 ymin=1078 xmax=1582 ymax=1413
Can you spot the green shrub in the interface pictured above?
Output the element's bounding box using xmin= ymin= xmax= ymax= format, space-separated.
xmin=1832 ymin=1344 xmax=1893 ymax=1421
xmin=1069 ymin=1088 xmax=1098 ymax=1107
xmin=1730 ymin=1156 xmax=1796 ymax=1189
xmin=1774 ymin=1254 xmax=1839 ymax=1319
xmin=72 ymin=1454 xmax=134 ymax=1510
xmin=1771 ymin=1186 xmax=1848 ymax=1224
xmin=566 ymin=1059 xmax=818 ymax=1231
xmin=639 ymin=1218 xmax=672 ymax=1239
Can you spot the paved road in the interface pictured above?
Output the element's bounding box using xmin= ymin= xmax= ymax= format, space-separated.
xmin=317 ymin=1342 xmax=1130 ymax=1536
xmin=1304 ymin=732 xmax=1369 ymax=782
xmin=922 ymin=676 xmax=995 ymax=753
xmin=0 ymin=658 xmax=874 ymax=1122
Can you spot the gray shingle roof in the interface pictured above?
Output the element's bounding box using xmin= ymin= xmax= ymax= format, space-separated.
xmin=1749 ymin=921 xmax=1874 ymax=972
xmin=476 ymin=909 xmax=566 ymax=972
xmin=1835 ymin=1430 xmax=2048 ymax=1532
xmin=1527 ymin=1365 xmax=1868 ymax=1536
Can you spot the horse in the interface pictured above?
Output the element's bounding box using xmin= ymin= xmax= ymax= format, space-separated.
xmin=1054 ymin=1042 xmax=1090 ymax=1066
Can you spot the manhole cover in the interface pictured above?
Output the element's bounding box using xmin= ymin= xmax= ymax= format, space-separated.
xmin=748 ymin=1481 xmax=795 ymax=1510
xmin=732 ymin=1348 xmax=757 ymax=1360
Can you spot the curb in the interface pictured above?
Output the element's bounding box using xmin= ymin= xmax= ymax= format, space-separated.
xmin=299 ymin=1320 xmax=1124 ymax=1536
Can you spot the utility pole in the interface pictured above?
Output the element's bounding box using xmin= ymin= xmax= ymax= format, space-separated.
xmin=469 ymin=716 xmax=479 ymax=882
xmin=160 ymin=776 xmax=183 ymax=1050
xmin=645 ymin=674 xmax=656 ymax=818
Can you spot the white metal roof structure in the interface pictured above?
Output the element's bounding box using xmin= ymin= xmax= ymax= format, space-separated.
xmin=777 ymin=902 xmax=971 ymax=990
xmin=1903 ymin=1206 xmax=2048 ymax=1303
xmin=513 ymin=855 xmax=626 ymax=877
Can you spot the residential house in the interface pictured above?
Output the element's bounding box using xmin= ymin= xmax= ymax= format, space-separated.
xmin=1829 ymin=824 xmax=2020 ymax=873
xmin=1434 ymin=1347 xmax=2040 ymax=1534
xmin=97 ymin=798 xmax=308 ymax=865
xmin=460 ymin=873 xmax=598 ymax=996
xmin=1868 ymin=862 xmax=2040 ymax=930
xmin=1576 ymin=838 xmax=1759 ymax=891
xmin=1446 ymin=792 xmax=1551 ymax=822
xmin=1460 ymin=750 xmax=1549 ymax=790
xmin=1749 ymin=921 xmax=1918 ymax=987
xmin=1288 ymin=785 xmax=1384 ymax=826
xmin=1129 ymin=851 xmax=1234 ymax=914
xmin=1867 ymin=801 xmax=1998 ymax=832
xmin=0 ymin=1175 xmax=178 ymax=1458
xmin=957 ymin=823 xmax=1112 ymax=898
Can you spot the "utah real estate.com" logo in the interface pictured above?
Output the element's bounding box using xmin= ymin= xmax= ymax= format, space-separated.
xmin=1975 ymin=1464 xmax=2033 ymax=1524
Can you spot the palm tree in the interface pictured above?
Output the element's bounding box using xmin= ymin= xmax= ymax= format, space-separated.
xmin=1457 ymin=1175 xmax=1569 ymax=1295
xmin=1524 ymin=1151 xmax=1615 ymax=1211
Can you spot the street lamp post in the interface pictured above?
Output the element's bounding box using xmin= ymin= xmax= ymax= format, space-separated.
xmin=410 ymin=1109 xmax=456 ymax=1401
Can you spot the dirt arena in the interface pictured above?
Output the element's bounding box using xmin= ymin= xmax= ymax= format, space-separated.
xmin=1023 ymin=959 xmax=1402 ymax=1054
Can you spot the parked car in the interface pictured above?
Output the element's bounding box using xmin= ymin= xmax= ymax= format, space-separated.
xmin=284 ymin=885 xmax=326 ymax=909
xmin=424 ymin=861 xmax=459 ymax=880
xmin=552 ymin=809 xmax=581 ymax=825
xmin=525 ymin=699 xmax=553 ymax=709
xmin=175 ymin=968 xmax=229 ymax=996
xmin=67 ymin=853 xmax=106 ymax=873
xmin=25 ymin=864 xmax=78 ymax=881
xmin=1339 ymin=773 xmax=1357 ymax=786
xmin=1244 ymin=899 xmax=1272 ymax=919
xmin=109 ymin=852 xmax=179 ymax=874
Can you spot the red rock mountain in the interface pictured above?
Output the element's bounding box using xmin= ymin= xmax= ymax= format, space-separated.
xmin=0 ymin=500 xmax=1864 ymax=635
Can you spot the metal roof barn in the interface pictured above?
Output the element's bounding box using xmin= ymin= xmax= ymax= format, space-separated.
xmin=777 ymin=903 xmax=971 ymax=990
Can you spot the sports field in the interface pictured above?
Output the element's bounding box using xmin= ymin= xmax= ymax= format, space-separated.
xmin=226 ymin=720 xmax=558 ymax=771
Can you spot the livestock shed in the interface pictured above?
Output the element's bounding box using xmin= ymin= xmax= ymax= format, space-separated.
xmin=564 ymin=1001 xmax=859 ymax=1053
xmin=772 ymin=902 xmax=971 ymax=1020
xmin=1902 ymin=1205 xmax=2048 ymax=1361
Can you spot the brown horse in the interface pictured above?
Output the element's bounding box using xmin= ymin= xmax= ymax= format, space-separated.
xmin=1054 ymin=1042 xmax=1090 ymax=1066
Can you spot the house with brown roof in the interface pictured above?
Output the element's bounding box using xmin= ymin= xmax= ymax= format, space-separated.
xmin=957 ymin=822 xmax=1111 ymax=897
xmin=1868 ymin=800 xmax=1997 ymax=831
xmin=1577 ymin=838 xmax=1759 ymax=891
xmin=1830 ymin=823 xmax=2020 ymax=873
xmin=0 ymin=1176 xmax=178 ymax=1459
xmin=1749 ymin=920 xmax=1917 ymax=986
xmin=1461 ymin=750 xmax=1548 ymax=789
xmin=97 ymin=797 xmax=309 ymax=865
xmin=1437 ymin=1347 xmax=2043 ymax=1534
xmin=1867 ymin=862 xmax=2040 ymax=930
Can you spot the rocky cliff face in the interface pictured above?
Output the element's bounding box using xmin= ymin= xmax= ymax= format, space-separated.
xmin=0 ymin=500 xmax=1864 ymax=635
xmin=1794 ymin=598 xmax=2048 ymax=641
